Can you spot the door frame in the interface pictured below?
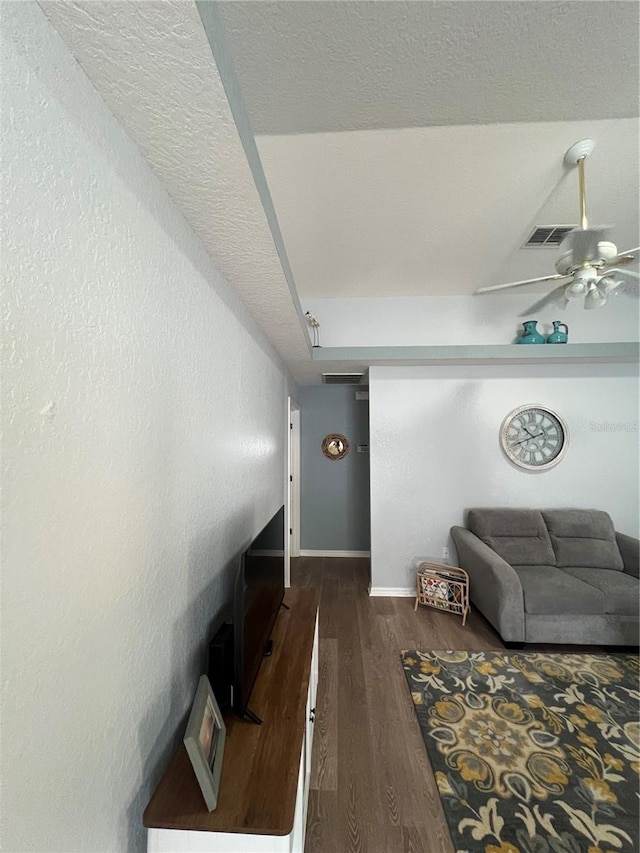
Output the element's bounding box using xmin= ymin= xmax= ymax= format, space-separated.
xmin=286 ymin=397 xmax=301 ymax=586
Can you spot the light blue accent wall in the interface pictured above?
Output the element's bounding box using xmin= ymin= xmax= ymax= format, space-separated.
xmin=298 ymin=386 xmax=370 ymax=551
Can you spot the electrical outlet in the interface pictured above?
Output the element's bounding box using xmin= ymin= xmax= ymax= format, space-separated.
xmin=442 ymin=546 xmax=450 ymax=560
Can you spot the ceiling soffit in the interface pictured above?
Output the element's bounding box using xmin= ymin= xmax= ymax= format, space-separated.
xmin=41 ymin=0 xmax=311 ymax=381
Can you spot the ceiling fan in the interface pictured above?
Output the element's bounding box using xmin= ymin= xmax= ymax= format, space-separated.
xmin=476 ymin=139 xmax=639 ymax=310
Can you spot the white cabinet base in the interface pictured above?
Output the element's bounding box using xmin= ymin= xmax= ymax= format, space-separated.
xmin=146 ymin=608 xmax=318 ymax=853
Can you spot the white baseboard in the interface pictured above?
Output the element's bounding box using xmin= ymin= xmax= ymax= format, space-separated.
xmin=299 ymin=550 xmax=371 ymax=558
xmin=370 ymin=586 xmax=415 ymax=597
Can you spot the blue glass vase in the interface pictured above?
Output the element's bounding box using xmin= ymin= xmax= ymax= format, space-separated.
xmin=517 ymin=320 xmax=546 ymax=345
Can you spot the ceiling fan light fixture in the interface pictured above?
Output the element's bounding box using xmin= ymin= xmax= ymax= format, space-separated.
xmin=595 ymin=276 xmax=620 ymax=296
xmin=584 ymin=282 xmax=607 ymax=310
xmin=564 ymin=278 xmax=588 ymax=300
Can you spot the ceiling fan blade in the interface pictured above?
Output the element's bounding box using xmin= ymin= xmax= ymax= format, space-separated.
xmin=603 ymin=268 xmax=640 ymax=280
xmin=609 ymin=279 xmax=640 ymax=299
xmin=563 ymin=227 xmax=611 ymax=262
xmin=519 ymin=284 xmax=569 ymax=316
xmin=602 ymin=248 xmax=639 ymax=267
xmin=476 ymin=274 xmax=571 ymax=294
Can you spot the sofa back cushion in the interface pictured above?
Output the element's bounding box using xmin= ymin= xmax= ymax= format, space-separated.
xmin=541 ymin=509 xmax=624 ymax=570
xmin=467 ymin=508 xmax=556 ymax=566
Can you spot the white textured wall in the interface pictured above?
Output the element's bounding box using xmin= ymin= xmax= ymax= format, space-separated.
xmin=1 ymin=5 xmax=291 ymax=852
xmin=303 ymin=294 xmax=640 ymax=348
xmin=369 ymin=364 xmax=639 ymax=591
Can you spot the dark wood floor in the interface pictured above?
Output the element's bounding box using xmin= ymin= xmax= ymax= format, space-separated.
xmin=290 ymin=556 xmax=497 ymax=853
xmin=291 ymin=556 xmax=607 ymax=853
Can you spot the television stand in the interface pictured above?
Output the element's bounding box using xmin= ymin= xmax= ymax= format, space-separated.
xmin=242 ymin=706 xmax=263 ymax=725
xmin=143 ymin=588 xmax=320 ymax=853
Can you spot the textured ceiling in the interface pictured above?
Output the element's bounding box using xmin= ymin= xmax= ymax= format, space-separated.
xmin=257 ymin=118 xmax=640 ymax=297
xmin=40 ymin=0 xmax=311 ymax=383
xmin=215 ymin=1 xmax=640 ymax=135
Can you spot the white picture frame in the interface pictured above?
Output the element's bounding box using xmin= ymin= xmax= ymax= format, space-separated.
xmin=183 ymin=675 xmax=227 ymax=811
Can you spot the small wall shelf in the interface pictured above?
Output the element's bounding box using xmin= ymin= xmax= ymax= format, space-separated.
xmin=311 ymin=342 xmax=639 ymax=366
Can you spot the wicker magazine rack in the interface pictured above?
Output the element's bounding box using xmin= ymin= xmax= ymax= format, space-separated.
xmin=414 ymin=562 xmax=470 ymax=626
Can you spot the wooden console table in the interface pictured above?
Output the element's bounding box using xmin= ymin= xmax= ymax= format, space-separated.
xmin=143 ymin=587 xmax=320 ymax=852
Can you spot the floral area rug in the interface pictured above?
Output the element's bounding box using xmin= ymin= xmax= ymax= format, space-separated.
xmin=401 ymin=650 xmax=639 ymax=853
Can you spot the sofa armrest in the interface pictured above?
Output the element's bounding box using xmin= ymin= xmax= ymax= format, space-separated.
xmin=616 ymin=532 xmax=640 ymax=578
xmin=451 ymin=526 xmax=525 ymax=642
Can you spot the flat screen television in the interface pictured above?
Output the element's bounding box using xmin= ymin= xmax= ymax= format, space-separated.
xmin=232 ymin=505 xmax=285 ymax=723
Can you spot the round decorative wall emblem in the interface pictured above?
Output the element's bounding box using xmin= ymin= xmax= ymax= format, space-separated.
xmin=321 ymin=433 xmax=349 ymax=461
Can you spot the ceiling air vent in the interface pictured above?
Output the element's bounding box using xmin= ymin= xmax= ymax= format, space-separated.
xmin=524 ymin=226 xmax=576 ymax=247
xmin=322 ymin=373 xmax=364 ymax=385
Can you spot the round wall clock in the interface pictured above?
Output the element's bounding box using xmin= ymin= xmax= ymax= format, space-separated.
xmin=500 ymin=405 xmax=568 ymax=471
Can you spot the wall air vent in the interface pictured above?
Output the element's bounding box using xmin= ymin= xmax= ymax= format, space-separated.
xmin=524 ymin=226 xmax=576 ymax=247
xmin=322 ymin=373 xmax=364 ymax=385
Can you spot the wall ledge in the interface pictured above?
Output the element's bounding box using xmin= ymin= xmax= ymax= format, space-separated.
xmin=312 ymin=342 xmax=639 ymax=366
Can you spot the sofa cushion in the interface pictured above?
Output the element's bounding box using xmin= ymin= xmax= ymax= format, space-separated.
xmin=512 ymin=565 xmax=605 ymax=615
xmin=542 ymin=509 xmax=624 ymax=570
xmin=467 ymin=509 xmax=555 ymax=566
xmin=560 ymin=567 xmax=639 ymax=616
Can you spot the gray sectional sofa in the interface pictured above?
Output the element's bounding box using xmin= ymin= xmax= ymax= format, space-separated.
xmin=451 ymin=509 xmax=639 ymax=647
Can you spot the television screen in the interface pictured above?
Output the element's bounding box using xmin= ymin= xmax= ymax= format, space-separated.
xmin=233 ymin=505 xmax=285 ymax=721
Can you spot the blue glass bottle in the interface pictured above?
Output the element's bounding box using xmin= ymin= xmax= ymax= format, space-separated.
xmin=547 ymin=321 xmax=569 ymax=344
xmin=517 ymin=320 xmax=546 ymax=344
